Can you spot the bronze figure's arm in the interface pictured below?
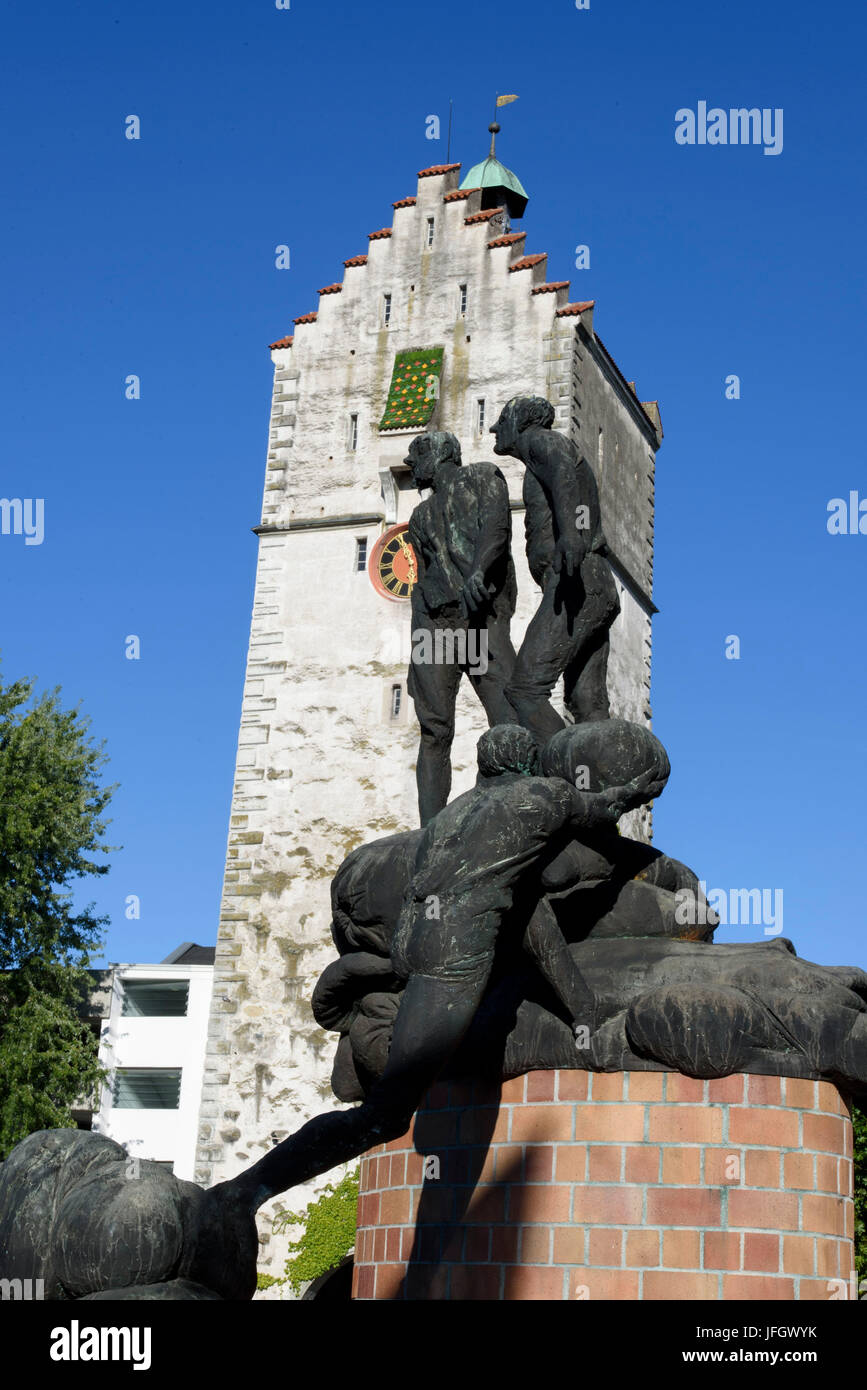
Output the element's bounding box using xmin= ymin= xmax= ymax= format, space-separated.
xmin=525 ymin=432 xmax=590 ymax=578
xmin=462 ymin=469 xmax=511 ymax=613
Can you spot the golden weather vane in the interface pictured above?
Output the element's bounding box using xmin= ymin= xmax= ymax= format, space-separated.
xmin=490 ymin=93 xmax=519 ymax=156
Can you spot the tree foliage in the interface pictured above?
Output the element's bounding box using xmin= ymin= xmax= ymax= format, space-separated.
xmin=274 ymin=1168 xmax=359 ymax=1294
xmin=0 ymin=670 xmax=115 ymax=1157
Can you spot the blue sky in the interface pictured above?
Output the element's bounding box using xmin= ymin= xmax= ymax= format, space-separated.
xmin=1 ymin=0 xmax=864 ymax=969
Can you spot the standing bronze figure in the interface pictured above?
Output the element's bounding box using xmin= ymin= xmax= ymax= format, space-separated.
xmin=490 ymin=396 xmax=620 ymax=743
xmin=405 ymin=430 xmax=517 ymax=823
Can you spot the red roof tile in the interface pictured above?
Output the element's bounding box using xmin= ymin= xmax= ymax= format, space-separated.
xmin=443 ymin=189 xmax=473 ymax=202
xmin=343 ymin=255 xmax=368 ymax=267
xmin=531 ymin=281 xmax=570 ymax=295
xmin=508 ymin=254 xmax=547 ymax=273
xmin=465 ymin=207 xmax=505 ymax=225
xmin=318 ymin=283 xmax=343 ymax=295
xmin=293 ymin=312 xmax=318 ymax=325
xmin=555 ymin=300 xmax=595 ymax=317
xmin=268 ymin=335 xmax=294 ymax=350
xmin=418 ymin=163 xmax=461 ymax=178
xmin=488 ymin=232 xmax=526 ymax=248
xmin=392 ymin=196 xmax=417 ymax=209
xmin=368 ymin=227 xmax=393 ymax=240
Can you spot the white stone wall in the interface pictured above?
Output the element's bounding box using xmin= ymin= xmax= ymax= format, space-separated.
xmin=196 ymin=163 xmax=660 ymax=1280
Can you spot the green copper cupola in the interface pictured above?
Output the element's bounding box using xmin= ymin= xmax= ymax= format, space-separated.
xmin=459 ymin=122 xmax=529 ymax=221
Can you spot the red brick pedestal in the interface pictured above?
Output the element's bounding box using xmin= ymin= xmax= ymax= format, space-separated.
xmin=351 ymin=1070 xmax=854 ymax=1300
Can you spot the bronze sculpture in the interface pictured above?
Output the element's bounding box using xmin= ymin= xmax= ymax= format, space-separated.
xmin=490 ymin=396 xmax=620 ymax=741
xmin=405 ymin=431 xmax=518 ymax=823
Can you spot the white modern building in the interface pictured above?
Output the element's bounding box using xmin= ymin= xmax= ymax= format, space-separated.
xmin=92 ymin=943 xmax=214 ymax=1181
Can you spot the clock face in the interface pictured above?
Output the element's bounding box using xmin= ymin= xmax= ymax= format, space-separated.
xmin=369 ymin=523 xmax=418 ymax=602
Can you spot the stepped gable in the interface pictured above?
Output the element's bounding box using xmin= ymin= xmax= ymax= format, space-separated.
xmin=264 ymin=161 xmax=635 ymax=403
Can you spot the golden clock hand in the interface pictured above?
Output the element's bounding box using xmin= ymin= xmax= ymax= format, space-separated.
xmin=397 ymin=535 xmax=417 ymax=584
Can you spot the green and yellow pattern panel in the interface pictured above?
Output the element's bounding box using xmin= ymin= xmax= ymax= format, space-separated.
xmin=378 ymin=347 xmax=445 ymax=431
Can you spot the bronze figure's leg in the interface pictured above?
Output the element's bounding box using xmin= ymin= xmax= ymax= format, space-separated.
xmin=521 ymin=897 xmax=596 ymax=1038
xmin=562 ymin=555 xmax=620 ymax=723
xmin=228 ymin=966 xmax=493 ymax=1210
xmin=466 ymin=611 xmax=518 ymax=729
xmin=505 ymin=580 xmax=569 ymax=743
xmin=408 ymin=633 xmax=463 ymax=824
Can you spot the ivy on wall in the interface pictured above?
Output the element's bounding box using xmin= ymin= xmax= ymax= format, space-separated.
xmin=267 ymin=1167 xmax=360 ymax=1296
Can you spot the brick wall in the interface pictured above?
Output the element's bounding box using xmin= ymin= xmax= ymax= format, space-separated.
xmin=352 ymin=1070 xmax=854 ymax=1301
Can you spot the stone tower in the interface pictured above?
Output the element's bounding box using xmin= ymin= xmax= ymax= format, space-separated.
xmin=195 ymin=152 xmax=662 ymax=1271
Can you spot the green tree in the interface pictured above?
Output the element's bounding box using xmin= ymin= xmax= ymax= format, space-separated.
xmin=0 ymin=670 xmax=115 ymax=1157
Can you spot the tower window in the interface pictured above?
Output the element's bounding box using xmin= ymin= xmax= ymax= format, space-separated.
xmin=348 ymin=414 xmax=358 ymax=451
xmin=355 ymin=537 xmax=368 ymax=572
xmin=390 ymin=684 xmax=402 ymax=719
xmin=426 ymin=217 xmax=435 ymax=247
xmin=458 ymin=284 xmax=468 ymax=317
xmin=383 ymin=293 xmax=392 ymax=326
xmin=476 ymin=398 xmax=486 ymax=434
